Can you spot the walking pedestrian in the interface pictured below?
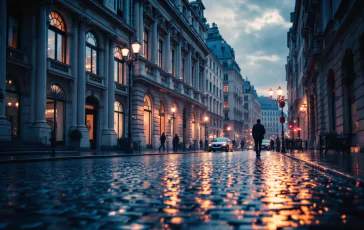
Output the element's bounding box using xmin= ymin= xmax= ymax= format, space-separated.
xmin=252 ymin=119 xmax=266 ymax=156
xmin=173 ymin=134 xmax=179 ymax=152
xmin=240 ymin=138 xmax=245 ymax=151
xmin=270 ymin=138 xmax=275 ymax=151
xmin=276 ymin=136 xmax=280 ymax=152
xmin=159 ymin=132 xmax=166 ymax=152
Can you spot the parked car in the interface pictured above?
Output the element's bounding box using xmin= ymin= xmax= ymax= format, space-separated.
xmin=261 ymin=139 xmax=270 ymax=150
xmin=208 ymin=137 xmax=233 ymax=152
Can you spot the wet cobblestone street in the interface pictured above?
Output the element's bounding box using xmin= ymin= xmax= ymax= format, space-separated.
xmin=1 ymin=151 xmax=364 ymax=229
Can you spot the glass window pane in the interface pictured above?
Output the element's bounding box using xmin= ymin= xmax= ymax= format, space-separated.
xmin=56 ymin=101 xmax=64 ymax=141
xmin=114 ymin=112 xmax=119 ymax=138
xmin=86 ymin=47 xmax=91 ymax=72
xmin=92 ymin=49 xmax=97 ymax=74
xmin=114 ymin=60 xmax=118 ymax=82
xmin=56 ymin=33 xmax=63 ymax=62
xmin=119 ymin=62 xmax=123 ymax=84
xmin=119 ymin=113 xmax=123 ymax=137
xmin=48 ymin=29 xmax=55 ymax=59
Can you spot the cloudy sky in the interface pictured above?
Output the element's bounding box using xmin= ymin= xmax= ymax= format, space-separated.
xmin=202 ymin=0 xmax=294 ymax=96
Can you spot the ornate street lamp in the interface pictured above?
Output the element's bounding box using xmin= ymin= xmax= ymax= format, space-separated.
xmin=204 ymin=115 xmax=209 ymax=151
xmin=171 ymin=105 xmax=176 ymax=136
xmin=268 ymin=86 xmax=288 ymax=153
xmin=122 ymin=38 xmax=141 ymax=153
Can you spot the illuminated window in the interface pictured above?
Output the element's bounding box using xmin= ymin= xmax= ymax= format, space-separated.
xmin=158 ymin=40 xmax=163 ymax=68
xmin=143 ymin=29 xmax=149 ymax=59
xmin=48 ymin=11 xmax=66 ymax=62
xmin=224 ymin=85 xmax=229 ymax=92
xmin=114 ymin=101 xmax=124 ymax=138
xmin=114 ymin=46 xmax=125 ymax=85
xmin=85 ymin=32 xmax=98 ymax=74
xmin=224 ymin=102 xmax=228 ymax=108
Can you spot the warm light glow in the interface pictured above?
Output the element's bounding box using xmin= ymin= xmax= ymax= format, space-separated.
xmin=15 ymin=102 xmax=19 ymax=107
xmin=171 ymin=105 xmax=176 ymax=113
xmin=204 ymin=116 xmax=209 ymax=123
xmin=268 ymin=88 xmax=274 ymax=97
xmin=121 ymin=44 xmax=130 ymax=58
xmin=227 ymin=126 xmax=231 ymax=131
xmin=277 ymin=86 xmax=283 ymax=97
xmin=7 ymin=102 xmax=12 ymax=106
xmin=131 ymin=40 xmax=141 ymax=54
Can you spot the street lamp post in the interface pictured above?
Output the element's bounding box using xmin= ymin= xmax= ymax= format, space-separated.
xmin=268 ymin=86 xmax=288 ymax=153
xmin=121 ymin=38 xmax=141 ymax=153
xmin=204 ymin=115 xmax=209 ymax=151
xmin=171 ymin=105 xmax=176 ymax=136
xmin=226 ymin=126 xmax=231 ymax=139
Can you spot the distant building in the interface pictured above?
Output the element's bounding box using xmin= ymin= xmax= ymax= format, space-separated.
xmin=206 ymin=23 xmax=245 ymax=143
xmin=258 ymin=96 xmax=280 ymax=140
xmin=242 ymin=79 xmax=261 ymax=142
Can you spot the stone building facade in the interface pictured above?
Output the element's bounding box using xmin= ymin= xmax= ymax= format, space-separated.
xmin=206 ymin=23 xmax=245 ymax=143
xmin=259 ymin=96 xmax=280 ymax=140
xmin=0 ymin=0 xmax=209 ymax=150
xmin=286 ymin=0 xmax=364 ymax=150
xmin=242 ymin=79 xmax=261 ymax=142
xmin=205 ymin=51 xmax=223 ymax=140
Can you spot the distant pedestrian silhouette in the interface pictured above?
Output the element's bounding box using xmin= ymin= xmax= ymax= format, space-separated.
xmin=159 ymin=132 xmax=166 ymax=152
xmin=173 ymin=134 xmax=179 ymax=152
xmin=240 ymin=138 xmax=245 ymax=151
xmin=270 ymin=139 xmax=275 ymax=151
xmin=252 ymin=119 xmax=266 ymax=156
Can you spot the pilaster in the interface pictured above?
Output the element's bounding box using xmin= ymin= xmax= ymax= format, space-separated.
xmin=71 ymin=15 xmax=78 ymax=128
xmin=151 ymin=20 xmax=158 ymax=64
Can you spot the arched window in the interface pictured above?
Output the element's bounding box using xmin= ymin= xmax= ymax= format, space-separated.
xmin=159 ymin=101 xmax=165 ymax=135
xmin=114 ymin=46 xmax=125 ymax=85
xmin=144 ymin=96 xmax=152 ymax=148
xmin=86 ymin=32 xmax=98 ymax=74
xmin=46 ymin=84 xmax=66 ymax=144
xmin=48 ymin=11 xmax=66 ymax=62
xmin=114 ymin=101 xmax=124 ymax=138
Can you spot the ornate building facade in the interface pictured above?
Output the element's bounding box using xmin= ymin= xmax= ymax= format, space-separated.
xmin=0 ymin=0 xmax=209 ymax=150
xmin=205 ymin=51 xmax=223 ymax=140
xmin=286 ymin=0 xmax=364 ymax=150
xmin=206 ymin=23 xmax=245 ymax=143
xmin=242 ymin=79 xmax=261 ymax=142
xmin=259 ymin=96 xmax=280 ymax=140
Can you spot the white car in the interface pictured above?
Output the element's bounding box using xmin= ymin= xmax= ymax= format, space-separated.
xmin=208 ymin=137 xmax=233 ymax=152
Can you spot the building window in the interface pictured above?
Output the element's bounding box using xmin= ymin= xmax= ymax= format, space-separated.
xmin=7 ymin=16 xmax=19 ymax=49
xmin=114 ymin=46 xmax=125 ymax=85
xmin=48 ymin=11 xmax=66 ymax=62
xmin=46 ymin=84 xmax=66 ymax=143
xmin=171 ymin=48 xmax=175 ymax=75
xmin=85 ymin=32 xmax=98 ymax=74
xmin=143 ymin=29 xmax=149 ymax=60
xmin=182 ymin=58 xmax=185 ymax=81
xmin=206 ymin=79 xmax=208 ymax=90
xmin=224 ymin=85 xmax=228 ymax=92
xmin=114 ymin=101 xmax=124 ymax=138
xmin=160 ymin=101 xmax=165 ymax=135
xmin=158 ymin=40 xmax=163 ymax=68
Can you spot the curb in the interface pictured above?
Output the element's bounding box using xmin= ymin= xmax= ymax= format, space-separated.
xmin=0 ymin=151 xmax=205 ymax=164
xmin=280 ymin=153 xmax=364 ymax=187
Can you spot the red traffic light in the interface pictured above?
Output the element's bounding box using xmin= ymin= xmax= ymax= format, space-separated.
xmin=289 ymin=124 xmax=292 ymax=128
xmin=280 ymin=116 xmax=285 ymax=123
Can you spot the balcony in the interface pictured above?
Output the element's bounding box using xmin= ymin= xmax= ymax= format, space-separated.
xmin=115 ymin=82 xmax=127 ymax=95
xmin=47 ymin=58 xmax=72 ymax=78
xmin=161 ymin=75 xmax=169 ymax=87
xmin=87 ymin=72 xmax=105 ymax=88
xmin=6 ymin=46 xmax=30 ymax=68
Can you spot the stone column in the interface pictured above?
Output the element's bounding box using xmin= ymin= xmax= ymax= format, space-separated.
xmin=107 ymin=38 xmax=117 ymax=147
xmin=32 ymin=5 xmax=51 ymax=141
xmin=71 ymin=18 xmax=78 ymax=128
xmin=102 ymin=39 xmax=109 ymax=132
xmin=196 ymin=58 xmax=200 ymax=89
xmin=77 ymin=19 xmax=90 ymax=148
xmin=165 ymin=30 xmax=171 ymax=73
xmin=187 ymin=50 xmax=192 ymax=84
xmin=0 ymin=0 xmax=11 ymax=140
xmin=123 ymin=0 xmax=130 ymax=25
xmin=139 ymin=2 xmax=144 ymax=57
xmin=134 ymin=0 xmax=140 ymax=40
xmin=177 ymin=43 xmax=182 ymax=79
xmin=151 ymin=21 xmax=158 ymax=65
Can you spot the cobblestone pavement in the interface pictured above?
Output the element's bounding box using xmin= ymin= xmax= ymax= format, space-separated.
xmin=0 ymin=151 xmax=364 ymax=229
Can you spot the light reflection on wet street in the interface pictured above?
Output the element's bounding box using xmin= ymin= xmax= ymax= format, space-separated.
xmin=0 ymin=151 xmax=363 ymax=229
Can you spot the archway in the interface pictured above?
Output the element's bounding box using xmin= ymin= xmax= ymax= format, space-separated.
xmin=159 ymin=101 xmax=165 ymax=136
xmin=46 ymin=84 xmax=65 ymax=145
xmin=144 ymin=95 xmax=152 ymax=149
xmin=5 ymin=79 xmax=20 ymax=139
xmin=342 ymin=49 xmax=357 ymax=144
xmin=86 ymin=96 xmax=99 ymax=149
xmin=183 ymin=107 xmax=187 ymax=143
xmin=191 ymin=111 xmax=196 ymax=141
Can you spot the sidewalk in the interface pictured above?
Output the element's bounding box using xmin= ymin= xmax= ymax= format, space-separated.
xmin=0 ymin=149 xmax=205 ymax=163
xmin=283 ymin=150 xmax=364 ymax=180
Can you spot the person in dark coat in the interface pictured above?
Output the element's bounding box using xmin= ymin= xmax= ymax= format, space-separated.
xmin=173 ymin=134 xmax=179 ymax=152
xmin=276 ymin=136 xmax=281 ymax=152
xmin=159 ymin=132 xmax=166 ymax=152
xmin=252 ymin=119 xmax=266 ymax=156
xmin=240 ymin=138 xmax=245 ymax=151
xmin=270 ymin=139 xmax=275 ymax=151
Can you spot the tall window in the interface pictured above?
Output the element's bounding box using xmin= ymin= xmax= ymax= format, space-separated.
xmin=114 ymin=46 xmax=125 ymax=84
xmin=224 ymin=85 xmax=229 ymax=92
xmin=7 ymin=16 xmax=19 ymax=49
xmin=160 ymin=101 xmax=165 ymax=135
xmin=158 ymin=40 xmax=163 ymax=67
xmin=224 ymin=102 xmax=228 ymax=109
xmin=143 ymin=29 xmax=149 ymax=60
xmin=224 ymin=74 xmax=228 ymax=81
xmin=114 ymin=101 xmax=124 ymax=138
xmin=48 ymin=11 xmax=66 ymax=62
xmin=86 ymin=32 xmax=98 ymax=74
xmin=171 ymin=48 xmax=175 ymax=75
xmin=182 ymin=58 xmax=185 ymax=80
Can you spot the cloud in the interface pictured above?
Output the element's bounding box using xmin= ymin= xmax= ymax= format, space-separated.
xmin=202 ymin=0 xmax=295 ymax=96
